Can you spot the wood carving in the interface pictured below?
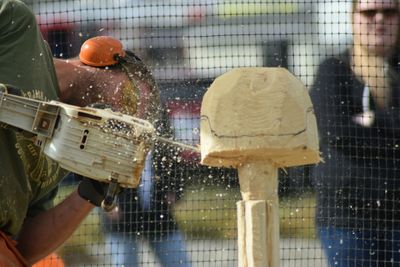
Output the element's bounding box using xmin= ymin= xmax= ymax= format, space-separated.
xmin=200 ymin=67 xmax=320 ymax=267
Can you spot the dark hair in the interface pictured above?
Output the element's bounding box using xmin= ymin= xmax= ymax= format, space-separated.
xmin=352 ymin=0 xmax=400 ymax=13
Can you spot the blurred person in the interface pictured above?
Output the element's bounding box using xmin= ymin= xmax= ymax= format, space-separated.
xmin=0 ymin=0 xmax=159 ymax=265
xmin=310 ymin=0 xmax=400 ymax=266
xmin=102 ymin=107 xmax=191 ymax=267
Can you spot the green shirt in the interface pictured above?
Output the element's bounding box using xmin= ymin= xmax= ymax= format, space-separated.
xmin=0 ymin=0 xmax=67 ymax=236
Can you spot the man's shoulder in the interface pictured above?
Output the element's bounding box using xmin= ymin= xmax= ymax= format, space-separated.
xmin=320 ymin=51 xmax=350 ymax=68
xmin=316 ymin=51 xmax=352 ymax=79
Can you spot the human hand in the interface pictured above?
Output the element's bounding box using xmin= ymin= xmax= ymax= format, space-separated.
xmin=353 ymin=110 xmax=375 ymax=127
xmin=77 ymin=175 xmax=108 ymax=207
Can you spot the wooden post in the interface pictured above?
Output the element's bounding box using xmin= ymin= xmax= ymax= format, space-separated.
xmin=199 ymin=67 xmax=320 ymax=267
xmin=237 ymin=163 xmax=279 ymax=267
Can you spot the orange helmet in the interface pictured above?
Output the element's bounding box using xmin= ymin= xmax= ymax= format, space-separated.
xmin=79 ymin=36 xmax=126 ymax=67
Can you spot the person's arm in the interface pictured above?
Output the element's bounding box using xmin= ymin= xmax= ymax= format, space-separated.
xmin=15 ymin=190 xmax=94 ymax=265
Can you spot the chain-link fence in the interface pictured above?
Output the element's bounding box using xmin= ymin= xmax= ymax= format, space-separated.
xmin=23 ymin=0 xmax=400 ymax=266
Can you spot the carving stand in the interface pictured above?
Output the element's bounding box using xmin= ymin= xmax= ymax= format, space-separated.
xmin=200 ymin=68 xmax=320 ymax=267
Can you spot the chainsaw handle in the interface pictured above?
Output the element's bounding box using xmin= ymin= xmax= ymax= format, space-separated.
xmin=101 ymin=179 xmax=121 ymax=212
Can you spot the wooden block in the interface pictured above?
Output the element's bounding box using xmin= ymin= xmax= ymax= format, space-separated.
xmin=200 ymin=67 xmax=319 ymax=267
xmin=200 ymin=67 xmax=320 ymax=168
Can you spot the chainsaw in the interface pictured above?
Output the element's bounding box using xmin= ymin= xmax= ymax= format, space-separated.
xmin=0 ymin=84 xmax=200 ymax=210
xmin=0 ymin=83 xmax=155 ymax=209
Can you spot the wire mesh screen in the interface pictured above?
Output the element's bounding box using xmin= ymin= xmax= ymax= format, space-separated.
xmin=16 ymin=0 xmax=400 ymax=266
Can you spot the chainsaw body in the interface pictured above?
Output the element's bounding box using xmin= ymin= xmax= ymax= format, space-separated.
xmin=0 ymin=87 xmax=155 ymax=188
xmin=41 ymin=101 xmax=155 ymax=188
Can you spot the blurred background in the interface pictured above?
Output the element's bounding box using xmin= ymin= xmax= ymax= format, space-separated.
xmin=22 ymin=0 xmax=354 ymax=266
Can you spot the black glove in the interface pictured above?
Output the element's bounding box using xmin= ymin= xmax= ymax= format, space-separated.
xmin=77 ymin=174 xmax=123 ymax=212
xmin=77 ymin=174 xmax=108 ymax=207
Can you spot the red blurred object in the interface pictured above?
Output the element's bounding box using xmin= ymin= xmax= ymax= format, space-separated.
xmin=33 ymin=252 xmax=65 ymax=267
xmin=37 ymin=16 xmax=75 ymax=34
xmin=187 ymin=6 xmax=207 ymax=24
xmin=36 ymin=16 xmax=80 ymax=59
